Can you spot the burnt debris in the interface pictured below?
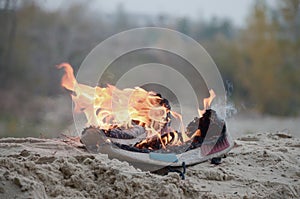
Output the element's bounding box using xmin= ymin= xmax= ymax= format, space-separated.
xmin=104 ymin=125 xmax=146 ymax=139
xmin=80 ymin=109 xmax=228 ymax=155
xmin=82 ymin=125 xmax=145 ymax=140
xmin=187 ymin=109 xmax=226 ymax=150
xmin=134 ymin=131 xmax=178 ymax=151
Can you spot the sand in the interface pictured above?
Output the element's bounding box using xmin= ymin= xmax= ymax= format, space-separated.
xmin=0 ymin=132 xmax=299 ymax=199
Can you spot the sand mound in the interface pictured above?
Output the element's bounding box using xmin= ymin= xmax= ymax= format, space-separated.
xmin=0 ymin=132 xmax=299 ymax=198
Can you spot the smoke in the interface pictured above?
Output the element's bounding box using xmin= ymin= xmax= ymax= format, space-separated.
xmin=211 ymin=80 xmax=237 ymax=120
xmin=225 ymin=100 xmax=237 ymax=119
xmin=224 ymin=80 xmax=237 ymax=119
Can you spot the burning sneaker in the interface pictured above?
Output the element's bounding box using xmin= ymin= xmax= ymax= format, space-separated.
xmin=58 ymin=63 xmax=234 ymax=171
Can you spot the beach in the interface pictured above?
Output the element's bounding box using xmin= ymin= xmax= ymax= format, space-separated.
xmin=0 ymin=132 xmax=299 ymax=198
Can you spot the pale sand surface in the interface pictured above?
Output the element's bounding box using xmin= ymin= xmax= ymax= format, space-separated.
xmin=0 ymin=132 xmax=299 ymax=198
xmin=227 ymin=115 xmax=300 ymax=139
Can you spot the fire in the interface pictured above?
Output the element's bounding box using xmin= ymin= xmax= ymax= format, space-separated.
xmin=198 ymin=89 xmax=216 ymax=118
xmin=57 ymin=63 xmax=171 ymax=136
xmin=57 ymin=63 xmax=216 ymax=147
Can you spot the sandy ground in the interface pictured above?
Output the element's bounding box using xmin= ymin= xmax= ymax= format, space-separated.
xmin=0 ymin=132 xmax=299 ymax=199
xmin=227 ymin=114 xmax=300 ymax=139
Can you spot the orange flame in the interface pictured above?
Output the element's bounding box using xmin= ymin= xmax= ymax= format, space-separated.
xmin=58 ymin=63 xmax=216 ymax=146
xmin=198 ymin=89 xmax=216 ymax=118
xmin=57 ymin=63 xmax=170 ymax=137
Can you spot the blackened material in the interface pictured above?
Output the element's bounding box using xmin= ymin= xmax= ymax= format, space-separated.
xmin=187 ymin=109 xmax=226 ymax=150
xmin=82 ymin=126 xmax=145 ymax=140
xmin=211 ymin=157 xmax=222 ymax=165
xmin=157 ymin=93 xmax=172 ymax=131
xmin=134 ymin=132 xmax=176 ymax=150
xmin=81 ymin=109 xmax=228 ymax=155
xmin=186 ymin=117 xmax=200 ymax=136
xmin=104 ymin=128 xmax=135 ymax=139
xmin=104 ymin=125 xmax=146 ymax=139
xmin=113 ymin=142 xmax=152 ymax=153
xmin=167 ymin=162 xmax=186 ymax=180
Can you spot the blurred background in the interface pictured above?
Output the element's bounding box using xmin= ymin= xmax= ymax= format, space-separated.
xmin=0 ymin=0 xmax=299 ymax=138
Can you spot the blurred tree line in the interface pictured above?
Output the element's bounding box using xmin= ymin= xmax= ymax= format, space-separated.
xmin=0 ymin=0 xmax=299 ymax=136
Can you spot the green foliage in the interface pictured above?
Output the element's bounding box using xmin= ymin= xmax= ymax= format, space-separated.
xmin=235 ymin=0 xmax=300 ymax=115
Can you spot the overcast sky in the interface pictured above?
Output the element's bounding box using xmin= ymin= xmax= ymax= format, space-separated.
xmin=97 ymin=0 xmax=255 ymax=26
xmin=43 ymin=0 xmax=276 ymax=27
